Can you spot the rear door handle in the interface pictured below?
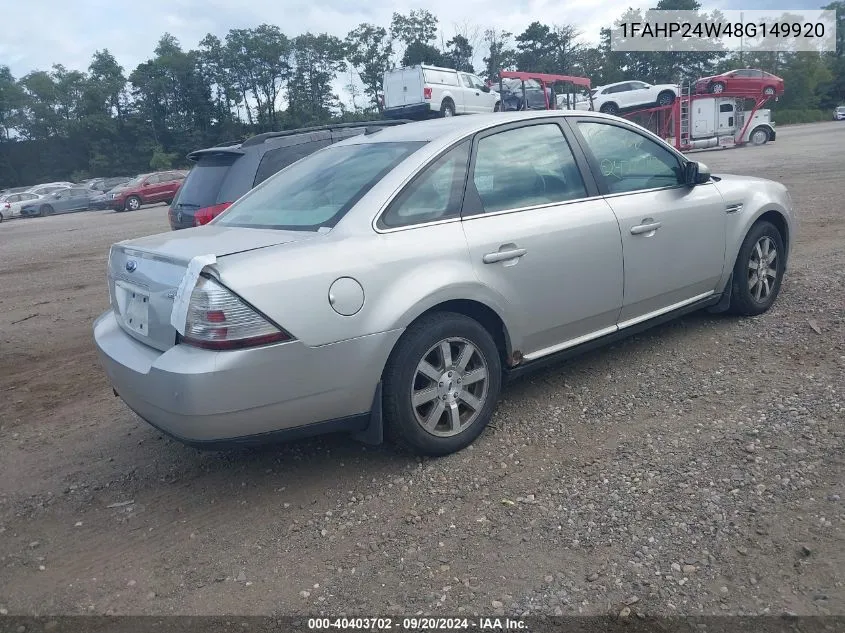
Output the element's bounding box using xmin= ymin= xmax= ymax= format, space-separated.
xmin=483 ymin=248 xmax=527 ymax=264
xmin=630 ymin=221 xmax=662 ymax=235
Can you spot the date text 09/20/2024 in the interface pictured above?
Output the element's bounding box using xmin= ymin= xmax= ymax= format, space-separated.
xmin=307 ymin=617 xmax=527 ymax=630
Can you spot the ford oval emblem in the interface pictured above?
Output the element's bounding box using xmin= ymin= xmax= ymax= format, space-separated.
xmin=125 ymin=260 xmax=137 ymax=273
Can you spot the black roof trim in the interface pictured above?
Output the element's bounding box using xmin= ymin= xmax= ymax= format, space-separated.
xmin=239 ymin=119 xmax=413 ymax=148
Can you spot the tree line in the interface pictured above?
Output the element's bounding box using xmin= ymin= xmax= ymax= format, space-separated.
xmin=0 ymin=0 xmax=842 ymax=186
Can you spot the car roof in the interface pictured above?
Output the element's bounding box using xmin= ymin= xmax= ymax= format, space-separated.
xmin=333 ymin=111 xmax=615 ymax=147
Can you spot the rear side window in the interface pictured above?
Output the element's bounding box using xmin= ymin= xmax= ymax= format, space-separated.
xmin=253 ymin=140 xmax=332 ymax=187
xmin=423 ymin=69 xmax=459 ymax=86
xmin=216 ymin=141 xmax=425 ymax=231
xmin=174 ymin=155 xmax=238 ymax=210
xmin=380 ymin=140 xmax=470 ymax=229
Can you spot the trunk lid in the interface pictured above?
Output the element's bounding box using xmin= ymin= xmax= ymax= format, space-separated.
xmin=107 ymin=225 xmax=318 ymax=351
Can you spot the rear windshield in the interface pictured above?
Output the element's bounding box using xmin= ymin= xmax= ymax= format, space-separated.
xmin=215 ymin=141 xmax=425 ymax=231
xmin=173 ymin=155 xmax=238 ymax=210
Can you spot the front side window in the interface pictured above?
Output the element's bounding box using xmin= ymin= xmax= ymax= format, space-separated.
xmin=380 ymin=140 xmax=470 ymax=229
xmin=471 ymin=123 xmax=588 ymax=214
xmin=215 ymin=141 xmax=425 ymax=231
xmin=576 ymin=121 xmax=683 ymax=194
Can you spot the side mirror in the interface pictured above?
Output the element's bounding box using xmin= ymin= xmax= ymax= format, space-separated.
xmin=480 ymin=85 xmax=490 ymax=93
xmin=684 ymin=161 xmax=711 ymax=186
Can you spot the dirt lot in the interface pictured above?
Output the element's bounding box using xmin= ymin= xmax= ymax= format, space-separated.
xmin=0 ymin=122 xmax=843 ymax=618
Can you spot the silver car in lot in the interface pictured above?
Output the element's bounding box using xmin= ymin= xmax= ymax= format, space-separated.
xmin=94 ymin=111 xmax=795 ymax=455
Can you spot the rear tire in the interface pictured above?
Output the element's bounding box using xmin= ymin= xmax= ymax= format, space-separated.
xmin=599 ymin=102 xmax=619 ymax=115
xmin=710 ymin=82 xmax=725 ymax=94
xmin=729 ymin=220 xmax=786 ymax=316
xmin=657 ymin=91 xmax=675 ymax=106
xmin=382 ymin=312 xmax=502 ymax=456
xmin=440 ymin=100 xmax=455 ymax=118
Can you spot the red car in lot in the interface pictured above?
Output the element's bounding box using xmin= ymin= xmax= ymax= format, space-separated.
xmin=109 ymin=170 xmax=187 ymax=212
xmin=695 ymin=69 xmax=784 ymax=97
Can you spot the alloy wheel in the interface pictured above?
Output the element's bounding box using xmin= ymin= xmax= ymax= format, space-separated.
xmin=748 ymin=236 xmax=778 ymax=303
xmin=410 ymin=337 xmax=489 ymax=437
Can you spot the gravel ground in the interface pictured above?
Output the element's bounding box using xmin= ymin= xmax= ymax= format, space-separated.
xmin=0 ymin=123 xmax=843 ymax=618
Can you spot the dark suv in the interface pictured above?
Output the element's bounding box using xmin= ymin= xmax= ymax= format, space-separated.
xmin=169 ymin=120 xmax=409 ymax=230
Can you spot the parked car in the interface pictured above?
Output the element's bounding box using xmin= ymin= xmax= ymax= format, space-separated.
xmin=94 ymin=110 xmax=794 ymax=456
xmin=26 ymin=183 xmax=73 ymax=196
xmin=383 ymin=65 xmax=499 ymax=119
xmin=834 ymin=105 xmax=845 ymax=121
xmin=87 ymin=176 xmax=132 ymax=192
xmin=497 ymin=78 xmax=553 ymax=111
xmin=108 ymin=171 xmax=186 ymax=212
xmin=20 ymin=186 xmax=94 ymax=217
xmin=169 ymin=121 xmax=409 ymax=230
xmin=694 ymin=69 xmax=784 ymax=97
xmin=0 ymin=186 xmax=34 ymax=196
xmin=578 ymin=80 xmax=678 ymax=115
xmin=0 ymin=191 xmax=42 ymax=220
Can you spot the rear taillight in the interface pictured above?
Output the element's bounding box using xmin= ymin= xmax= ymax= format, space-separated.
xmin=193 ymin=202 xmax=232 ymax=226
xmin=423 ymin=87 xmax=432 ymax=100
xmin=180 ymin=276 xmax=293 ymax=350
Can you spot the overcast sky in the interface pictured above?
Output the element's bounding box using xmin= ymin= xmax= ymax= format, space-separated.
xmin=1 ymin=0 xmax=823 ymax=94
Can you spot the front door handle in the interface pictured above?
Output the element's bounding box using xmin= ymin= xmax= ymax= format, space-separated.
xmin=630 ymin=220 xmax=662 ymax=235
xmin=483 ymin=248 xmax=527 ymax=264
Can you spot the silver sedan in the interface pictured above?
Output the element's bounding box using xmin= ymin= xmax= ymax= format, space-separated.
xmin=93 ymin=111 xmax=796 ymax=455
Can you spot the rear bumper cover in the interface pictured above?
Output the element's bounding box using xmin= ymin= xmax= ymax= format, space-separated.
xmin=93 ymin=310 xmax=399 ymax=446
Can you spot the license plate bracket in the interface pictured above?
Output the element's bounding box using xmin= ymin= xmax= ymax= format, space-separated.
xmin=117 ymin=281 xmax=150 ymax=335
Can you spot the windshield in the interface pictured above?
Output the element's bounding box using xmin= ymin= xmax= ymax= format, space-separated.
xmin=214 ymin=141 xmax=426 ymax=231
xmin=837 ymin=106 xmax=845 ymax=112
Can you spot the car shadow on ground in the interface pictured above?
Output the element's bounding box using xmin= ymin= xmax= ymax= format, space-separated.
xmin=127 ymin=308 xmax=730 ymax=475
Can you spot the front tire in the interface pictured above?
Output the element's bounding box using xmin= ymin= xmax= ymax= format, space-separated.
xmin=125 ymin=196 xmax=141 ymax=211
xmin=382 ymin=312 xmax=502 ymax=456
xmin=729 ymin=220 xmax=786 ymax=316
xmin=763 ymin=86 xmax=776 ymax=96
xmin=749 ymin=126 xmax=770 ymax=145
xmin=40 ymin=205 xmax=53 ymax=217
xmin=710 ymin=82 xmax=726 ymax=94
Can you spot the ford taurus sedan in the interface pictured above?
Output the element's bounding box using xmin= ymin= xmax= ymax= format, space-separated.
xmin=93 ymin=111 xmax=795 ymax=456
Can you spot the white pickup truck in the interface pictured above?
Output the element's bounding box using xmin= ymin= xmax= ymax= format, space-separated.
xmin=382 ymin=65 xmax=500 ymax=120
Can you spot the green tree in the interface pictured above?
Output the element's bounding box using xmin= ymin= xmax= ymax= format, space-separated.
xmin=0 ymin=66 xmax=23 ymax=140
xmin=515 ymin=22 xmax=558 ymax=73
xmin=482 ymin=29 xmax=516 ymax=82
xmin=287 ymin=32 xmax=347 ymax=122
xmin=345 ymin=23 xmax=394 ymax=111
xmin=443 ymin=35 xmax=475 ymax=72
xmin=391 ymin=10 xmax=441 ymax=66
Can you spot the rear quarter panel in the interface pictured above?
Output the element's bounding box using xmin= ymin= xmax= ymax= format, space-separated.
xmin=215 ymin=225 xmax=516 ymax=351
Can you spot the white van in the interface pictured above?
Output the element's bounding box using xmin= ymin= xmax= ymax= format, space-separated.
xmin=382 ymin=65 xmax=500 ymax=120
